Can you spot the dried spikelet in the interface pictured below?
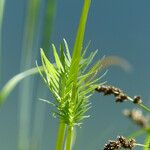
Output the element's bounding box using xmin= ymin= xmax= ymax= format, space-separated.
xmin=117 ymin=136 xmax=136 ymax=149
xmin=133 ymin=96 xmax=142 ymax=104
xmin=95 ymin=85 xmax=127 ymax=102
xmin=95 ymin=85 xmax=142 ymax=104
xmin=104 ymin=140 xmax=121 ymax=150
xmin=123 ymin=109 xmax=148 ymax=128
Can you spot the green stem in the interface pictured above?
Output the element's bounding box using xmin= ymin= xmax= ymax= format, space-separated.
xmin=69 ymin=0 xmax=91 ymax=103
xmin=0 ymin=66 xmax=43 ymax=105
xmin=56 ymin=121 xmax=66 ymax=150
xmin=18 ymin=0 xmax=40 ymax=149
xmin=138 ymin=103 xmax=150 ymax=114
xmin=0 ymin=0 xmax=5 ymax=83
xmin=144 ymin=131 xmax=150 ymax=150
xmin=128 ymin=96 xmax=150 ymax=114
xmin=65 ymin=126 xmax=73 ymax=150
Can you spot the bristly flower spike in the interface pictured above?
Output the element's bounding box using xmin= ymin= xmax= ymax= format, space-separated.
xmin=37 ymin=39 xmax=104 ymax=126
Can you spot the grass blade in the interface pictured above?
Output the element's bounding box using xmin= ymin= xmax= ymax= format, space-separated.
xmin=0 ymin=0 xmax=5 ymax=83
xmin=41 ymin=0 xmax=56 ymax=55
xmin=0 ymin=67 xmax=43 ymax=106
xmin=18 ymin=0 xmax=41 ymax=149
xmin=31 ymin=1 xmax=56 ymax=149
xmin=144 ymin=132 xmax=150 ymax=150
xmin=69 ymin=0 xmax=91 ymax=85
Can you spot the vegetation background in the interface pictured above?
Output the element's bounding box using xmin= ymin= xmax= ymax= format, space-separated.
xmin=0 ymin=0 xmax=150 ymax=149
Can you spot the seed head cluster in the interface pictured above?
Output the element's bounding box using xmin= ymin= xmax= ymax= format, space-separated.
xmin=104 ymin=140 xmax=121 ymax=150
xmin=133 ymin=96 xmax=142 ymax=104
xmin=104 ymin=136 xmax=136 ymax=150
xmin=95 ymin=85 xmax=127 ymax=102
xmin=95 ymin=85 xmax=142 ymax=104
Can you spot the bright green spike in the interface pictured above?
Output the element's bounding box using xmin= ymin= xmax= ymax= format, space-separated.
xmin=40 ymin=48 xmax=59 ymax=81
xmin=60 ymin=43 xmax=66 ymax=70
xmin=81 ymin=40 xmax=91 ymax=59
xmin=63 ymin=39 xmax=71 ymax=62
xmin=52 ymin=44 xmax=64 ymax=72
xmin=81 ymin=50 xmax=98 ymax=73
xmin=36 ymin=61 xmax=47 ymax=84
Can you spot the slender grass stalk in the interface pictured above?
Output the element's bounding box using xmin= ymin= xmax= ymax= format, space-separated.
xmin=64 ymin=0 xmax=91 ymax=148
xmin=0 ymin=67 xmax=43 ymax=105
xmin=69 ymin=0 xmax=91 ymax=94
xmin=41 ymin=0 xmax=56 ymax=54
xmin=31 ymin=0 xmax=56 ymax=149
xmin=138 ymin=103 xmax=150 ymax=114
xmin=127 ymin=96 xmax=150 ymax=114
xmin=65 ymin=126 xmax=74 ymax=150
xmin=0 ymin=0 xmax=5 ymax=83
xmin=18 ymin=0 xmax=40 ymax=149
xmin=56 ymin=122 xmax=66 ymax=150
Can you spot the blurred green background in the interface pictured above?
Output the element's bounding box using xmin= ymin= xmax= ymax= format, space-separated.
xmin=1 ymin=0 xmax=150 ymax=149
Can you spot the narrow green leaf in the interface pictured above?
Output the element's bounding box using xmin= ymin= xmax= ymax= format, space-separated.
xmin=31 ymin=0 xmax=56 ymax=149
xmin=68 ymin=0 xmax=91 ymax=88
xmin=52 ymin=44 xmax=64 ymax=71
xmin=0 ymin=0 xmax=5 ymax=83
xmin=81 ymin=50 xmax=98 ymax=73
xmin=63 ymin=39 xmax=71 ymax=62
xmin=60 ymin=43 xmax=66 ymax=70
xmin=144 ymin=132 xmax=150 ymax=150
xmin=0 ymin=67 xmax=43 ymax=106
xmin=81 ymin=40 xmax=91 ymax=59
xmin=41 ymin=0 xmax=56 ymax=53
xmin=40 ymin=48 xmax=59 ymax=82
xmin=18 ymin=0 xmax=41 ymax=149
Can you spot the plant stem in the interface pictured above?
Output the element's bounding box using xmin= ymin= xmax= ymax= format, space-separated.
xmin=69 ymin=0 xmax=91 ymax=103
xmin=138 ymin=103 xmax=150 ymax=113
xmin=0 ymin=0 xmax=5 ymax=84
xmin=56 ymin=121 xmax=66 ymax=150
xmin=65 ymin=126 xmax=73 ymax=150
xmin=144 ymin=131 xmax=150 ymax=150
xmin=135 ymin=143 xmax=150 ymax=148
xmin=18 ymin=0 xmax=40 ymax=149
xmin=0 ymin=66 xmax=43 ymax=105
xmin=128 ymin=96 xmax=150 ymax=113
xmin=31 ymin=0 xmax=56 ymax=149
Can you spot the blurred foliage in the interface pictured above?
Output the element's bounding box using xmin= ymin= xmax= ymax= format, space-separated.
xmin=0 ymin=0 xmax=5 ymax=83
xmin=0 ymin=0 xmax=56 ymax=150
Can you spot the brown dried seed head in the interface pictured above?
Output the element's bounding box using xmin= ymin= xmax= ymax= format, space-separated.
xmin=104 ymin=136 xmax=136 ymax=150
xmin=96 ymin=85 xmax=144 ymax=105
xmin=133 ymin=96 xmax=142 ymax=104
xmin=117 ymin=136 xmax=136 ymax=149
xmin=95 ymin=85 xmax=114 ymax=95
xmin=115 ymin=93 xmax=128 ymax=102
xmin=117 ymin=136 xmax=126 ymax=145
xmin=96 ymin=85 xmax=128 ymax=102
xmin=123 ymin=109 xmax=148 ymax=128
xmin=104 ymin=140 xmax=121 ymax=150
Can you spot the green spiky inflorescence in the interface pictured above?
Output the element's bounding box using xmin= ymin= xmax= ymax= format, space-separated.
xmin=37 ymin=39 xmax=103 ymax=127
